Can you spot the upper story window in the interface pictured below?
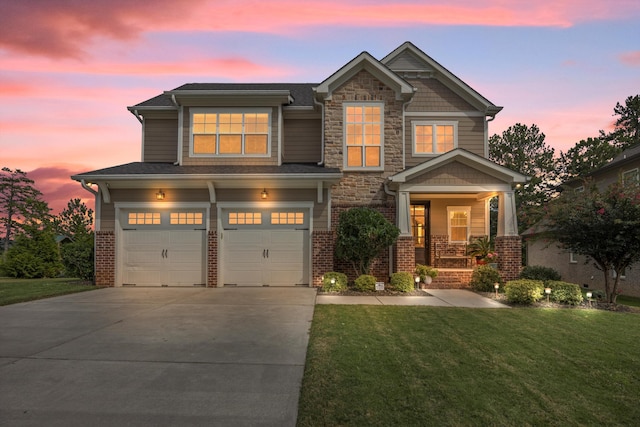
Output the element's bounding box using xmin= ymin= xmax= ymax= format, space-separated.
xmin=344 ymin=103 xmax=383 ymax=170
xmin=191 ymin=109 xmax=271 ymax=157
xmin=413 ymin=121 xmax=457 ymax=155
xmin=622 ymin=168 xmax=639 ymax=185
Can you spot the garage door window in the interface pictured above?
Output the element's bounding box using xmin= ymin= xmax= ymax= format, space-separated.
xmin=271 ymin=212 xmax=304 ymax=225
xmin=128 ymin=212 xmax=161 ymax=225
xmin=229 ymin=212 xmax=262 ymax=225
xmin=170 ymin=212 xmax=203 ymax=225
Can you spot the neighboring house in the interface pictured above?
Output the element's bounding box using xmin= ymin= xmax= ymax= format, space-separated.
xmin=524 ymin=144 xmax=640 ymax=297
xmin=72 ymin=42 xmax=527 ymax=288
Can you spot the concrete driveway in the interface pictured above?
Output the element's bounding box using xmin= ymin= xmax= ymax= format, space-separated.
xmin=0 ymin=287 xmax=317 ymax=427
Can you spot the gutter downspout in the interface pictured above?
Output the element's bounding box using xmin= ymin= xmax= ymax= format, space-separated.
xmin=401 ymin=94 xmax=415 ymax=171
xmin=80 ymin=180 xmax=99 ymax=285
xmin=484 ymin=112 xmax=497 ymax=159
xmin=170 ymin=95 xmax=182 ymax=165
xmin=313 ymin=95 xmax=325 ymax=166
xmin=384 ymin=180 xmax=397 ymax=279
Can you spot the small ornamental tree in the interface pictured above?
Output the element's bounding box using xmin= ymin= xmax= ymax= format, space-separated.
xmin=335 ymin=207 xmax=399 ymax=276
xmin=545 ymin=180 xmax=640 ymax=303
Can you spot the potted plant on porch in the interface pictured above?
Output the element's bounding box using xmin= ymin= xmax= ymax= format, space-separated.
xmin=415 ymin=264 xmax=439 ymax=286
xmin=467 ymin=236 xmax=494 ymax=265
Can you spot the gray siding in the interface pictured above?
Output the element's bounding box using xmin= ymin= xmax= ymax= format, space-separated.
xmin=385 ymin=50 xmax=431 ymax=72
xmin=406 ymin=79 xmax=475 ymax=112
xmin=283 ymin=118 xmax=322 ymax=163
xmin=426 ymin=198 xmax=486 ymax=236
xmin=143 ymin=118 xmax=178 ymax=162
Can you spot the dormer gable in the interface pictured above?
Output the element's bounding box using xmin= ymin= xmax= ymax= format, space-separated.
xmin=382 ymin=42 xmax=502 ymax=116
xmin=314 ymin=51 xmax=415 ymax=102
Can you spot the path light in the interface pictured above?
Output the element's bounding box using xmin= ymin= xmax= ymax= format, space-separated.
xmin=494 ymin=282 xmax=499 ymax=297
xmin=545 ymin=287 xmax=552 ymax=303
xmin=330 ymin=278 xmax=336 ymax=285
xmin=586 ymin=291 xmax=593 ymax=308
xmin=415 ymin=276 xmax=420 ymax=290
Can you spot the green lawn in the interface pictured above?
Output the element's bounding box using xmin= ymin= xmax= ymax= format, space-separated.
xmin=0 ymin=277 xmax=96 ymax=306
xmin=298 ymin=305 xmax=640 ymax=426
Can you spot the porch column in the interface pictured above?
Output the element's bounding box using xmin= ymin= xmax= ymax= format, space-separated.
xmin=397 ymin=191 xmax=411 ymax=236
xmin=497 ymin=190 xmax=518 ymax=237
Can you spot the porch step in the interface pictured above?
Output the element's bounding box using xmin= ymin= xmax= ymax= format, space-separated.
xmin=423 ymin=269 xmax=472 ymax=289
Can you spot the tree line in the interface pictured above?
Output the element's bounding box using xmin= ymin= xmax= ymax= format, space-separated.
xmin=0 ymin=167 xmax=94 ymax=280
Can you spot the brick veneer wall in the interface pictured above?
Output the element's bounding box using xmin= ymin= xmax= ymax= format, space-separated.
xmin=207 ymin=231 xmax=217 ymax=287
xmin=95 ymin=231 xmax=115 ymax=287
xmin=496 ymin=235 xmax=522 ymax=281
xmin=395 ymin=236 xmax=415 ymax=273
xmin=312 ymin=230 xmax=335 ymax=287
xmin=427 ymin=270 xmax=473 ymax=289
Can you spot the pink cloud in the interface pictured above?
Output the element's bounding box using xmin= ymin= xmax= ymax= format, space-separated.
xmin=619 ymin=51 xmax=640 ymax=67
xmin=3 ymin=1 xmax=640 ymax=59
xmin=27 ymin=166 xmax=96 ymax=215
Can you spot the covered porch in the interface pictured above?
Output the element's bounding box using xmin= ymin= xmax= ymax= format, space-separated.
xmin=388 ymin=149 xmax=528 ymax=283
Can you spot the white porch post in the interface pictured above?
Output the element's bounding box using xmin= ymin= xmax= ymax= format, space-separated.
xmin=397 ymin=191 xmax=411 ymax=236
xmin=497 ymin=190 xmax=518 ymax=237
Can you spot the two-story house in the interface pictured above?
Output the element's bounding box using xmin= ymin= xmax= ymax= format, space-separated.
xmin=73 ymin=42 xmax=527 ymax=288
xmin=524 ymin=144 xmax=640 ymax=297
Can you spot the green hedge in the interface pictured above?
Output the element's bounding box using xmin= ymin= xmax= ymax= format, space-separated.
xmin=547 ymin=280 xmax=583 ymax=305
xmin=519 ymin=265 xmax=562 ymax=283
xmin=390 ymin=272 xmax=414 ymax=293
xmin=470 ymin=265 xmax=504 ymax=292
xmin=505 ymin=279 xmax=544 ymax=304
xmin=354 ymin=274 xmax=377 ymax=292
xmin=322 ymin=272 xmax=348 ymax=292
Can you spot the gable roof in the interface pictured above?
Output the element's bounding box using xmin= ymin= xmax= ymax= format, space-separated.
xmin=314 ymin=51 xmax=415 ymax=101
xmin=590 ymin=143 xmax=640 ymax=176
xmin=382 ymin=42 xmax=502 ymax=116
xmin=388 ymin=149 xmax=528 ymax=185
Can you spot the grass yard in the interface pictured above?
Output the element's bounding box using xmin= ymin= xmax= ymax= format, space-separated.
xmin=0 ymin=277 xmax=96 ymax=306
xmin=298 ymin=305 xmax=640 ymax=426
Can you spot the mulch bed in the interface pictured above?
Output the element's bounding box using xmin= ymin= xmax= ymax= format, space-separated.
xmin=478 ymin=292 xmax=640 ymax=312
xmin=318 ymin=289 xmax=432 ymax=297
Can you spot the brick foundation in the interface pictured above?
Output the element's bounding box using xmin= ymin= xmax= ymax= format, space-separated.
xmin=312 ymin=230 xmax=335 ymax=287
xmin=427 ymin=270 xmax=473 ymax=289
xmin=496 ymin=235 xmax=522 ymax=281
xmin=207 ymin=231 xmax=217 ymax=287
xmin=95 ymin=231 xmax=115 ymax=287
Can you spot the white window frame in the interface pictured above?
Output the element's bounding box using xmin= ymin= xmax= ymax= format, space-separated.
xmin=569 ymin=252 xmax=577 ymax=264
xmin=413 ymin=121 xmax=458 ymax=156
xmin=189 ymin=107 xmax=272 ymax=158
xmin=447 ymin=206 xmax=471 ymax=244
xmin=343 ymin=102 xmax=384 ymax=171
xmin=622 ymin=168 xmax=639 ymax=185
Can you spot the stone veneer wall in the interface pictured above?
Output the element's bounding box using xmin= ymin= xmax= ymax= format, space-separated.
xmin=312 ymin=230 xmax=335 ymax=287
xmin=496 ymin=235 xmax=522 ymax=281
xmin=95 ymin=231 xmax=115 ymax=287
xmin=207 ymin=231 xmax=217 ymax=287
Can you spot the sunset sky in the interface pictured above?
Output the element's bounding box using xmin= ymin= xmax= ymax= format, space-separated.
xmin=1 ymin=0 xmax=639 ymax=213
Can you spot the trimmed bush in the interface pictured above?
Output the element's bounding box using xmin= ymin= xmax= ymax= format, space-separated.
xmin=547 ymin=281 xmax=583 ymax=305
xmin=470 ymin=265 xmax=504 ymax=292
xmin=505 ymin=279 xmax=544 ymax=304
xmin=322 ymin=272 xmax=348 ymax=292
xmin=354 ymin=274 xmax=377 ymax=292
xmin=519 ymin=265 xmax=562 ymax=283
xmin=415 ymin=264 xmax=438 ymax=282
xmin=390 ymin=272 xmax=414 ymax=293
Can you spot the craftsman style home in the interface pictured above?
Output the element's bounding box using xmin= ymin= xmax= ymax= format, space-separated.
xmin=73 ymin=42 xmax=527 ymax=288
xmin=525 ymin=144 xmax=640 ymax=297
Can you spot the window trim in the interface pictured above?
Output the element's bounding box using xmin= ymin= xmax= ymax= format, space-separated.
xmin=446 ymin=206 xmax=471 ymax=244
xmin=622 ymin=168 xmax=639 ymax=185
xmin=343 ymin=102 xmax=385 ymax=171
xmin=189 ymin=107 xmax=272 ymax=158
xmin=412 ymin=121 xmax=458 ymax=156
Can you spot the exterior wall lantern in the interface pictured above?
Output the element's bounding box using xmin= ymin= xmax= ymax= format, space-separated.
xmin=261 ymin=189 xmax=268 ymax=199
xmin=156 ymin=189 xmax=165 ymax=200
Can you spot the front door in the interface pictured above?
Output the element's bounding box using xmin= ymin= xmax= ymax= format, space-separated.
xmin=411 ymin=202 xmax=430 ymax=265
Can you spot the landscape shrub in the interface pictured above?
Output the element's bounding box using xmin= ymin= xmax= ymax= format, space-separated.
xmin=322 ymin=272 xmax=348 ymax=292
xmin=519 ymin=265 xmax=562 ymax=283
xmin=546 ymin=281 xmax=583 ymax=305
xmin=470 ymin=265 xmax=503 ymax=292
xmin=414 ymin=264 xmax=438 ymax=282
xmin=354 ymin=274 xmax=377 ymax=292
xmin=505 ymin=279 xmax=544 ymax=304
xmin=390 ymin=272 xmax=414 ymax=292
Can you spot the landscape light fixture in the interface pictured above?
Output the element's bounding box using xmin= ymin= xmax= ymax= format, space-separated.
xmin=586 ymin=291 xmax=593 ymax=307
xmin=494 ymin=282 xmax=500 ymax=297
xmin=156 ymin=189 xmax=165 ymax=200
xmin=545 ymin=287 xmax=551 ymax=303
xmin=415 ymin=276 xmax=420 ymax=290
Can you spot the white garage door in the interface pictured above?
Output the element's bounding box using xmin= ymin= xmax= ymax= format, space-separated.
xmin=120 ymin=210 xmax=206 ymax=287
xmin=221 ymin=209 xmax=309 ymax=286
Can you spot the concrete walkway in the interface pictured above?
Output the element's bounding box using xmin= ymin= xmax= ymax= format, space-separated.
xmin=316 ymin=289 xmax=510 ymax=308
xmin=0 ymin=287 xmax=317 ymax=427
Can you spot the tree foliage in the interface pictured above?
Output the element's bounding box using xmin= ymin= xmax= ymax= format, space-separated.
xmin=601 ymin=94 xmax=640 ymax=149
xmin=335 ymin=207 xmax=399 ymax=276
xmin=54 ymin=199 xmax=95 ymax=280
xmin=544 ymin=180 xmax=640 ymax=303
xmin=0 ymin=167 xmax=47 ymax=257
xmin=558 ymin=137 xmax=621 ymax=180
xmin=2 ymin=225 xmax=62 ymax=278
xmin=489 ymin=123 xmax=558 ymax=233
